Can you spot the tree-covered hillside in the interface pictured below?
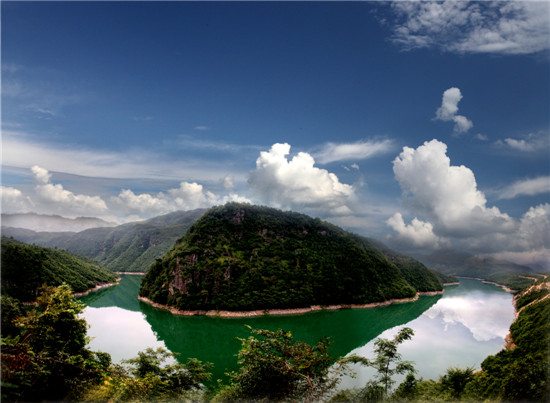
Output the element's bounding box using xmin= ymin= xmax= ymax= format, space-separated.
xmin=2 ymin=209 xmax=206 ymax=273
xmin=1 ymin=237 xmax=118 ymax=302
xmin=140 ymin=203 xmax=444 ymax=311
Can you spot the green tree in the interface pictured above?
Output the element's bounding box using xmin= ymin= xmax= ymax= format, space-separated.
xmin=439 ymin=366 xmax=475 ymax=399
xmin=1 ymin=284 xmax=110 ymax=402
xmin=217 ymin=326 xmax=344 ymax=402
xmin=124 ymin=347 xmax=212 ymax=393
xmin=346 ymin=327 xmax=415 ymax=398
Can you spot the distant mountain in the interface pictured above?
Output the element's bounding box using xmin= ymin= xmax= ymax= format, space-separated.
xmin=2 ymin=213 xmax=115 ymax=232
xmin=1 ymin=237 xmax=118 ymax=302
xmin=2 ymin=209 xmax=206 ymax=273
xmin=139 ymin=203 xmax=444 ymax=312
xmin=413 ymin=249 xmax=537 ymax=289
xmin=367 ymin=238 xmax=458 ymax=289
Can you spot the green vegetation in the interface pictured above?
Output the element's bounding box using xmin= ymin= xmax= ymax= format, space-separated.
xmin=216 ymin=326 xmax=344 ymax=402
xmin=140 ymin=203 xmax=446 ymax=311
xmin=2 ymin=209 xmax=205 ymax=272
xmin=1 ymin=285 xmax=211 ymax=402
xmin=1 ymin=275 xmax=548 ymax=402
xmin=1 ymin=284 xmax=112 ymax=401
xmin=1 ymin=237 xmax=117 ymax=302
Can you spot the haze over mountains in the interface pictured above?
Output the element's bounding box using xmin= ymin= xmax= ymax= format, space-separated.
xmin=2 ymin=206 xmax=541 ymax=281
xmin=2 ymin=213 xmax=115 ymax=232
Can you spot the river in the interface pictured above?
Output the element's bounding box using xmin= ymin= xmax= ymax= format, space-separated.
xmin=80 ymin=275 xmax=514 ymax=388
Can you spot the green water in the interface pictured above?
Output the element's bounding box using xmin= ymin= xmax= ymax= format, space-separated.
xmin=81 ymin=275 xmax=514 ymax=387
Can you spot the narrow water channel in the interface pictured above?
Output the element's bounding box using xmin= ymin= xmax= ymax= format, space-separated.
xmin=80 ymin=275 xmax=514 ymax=387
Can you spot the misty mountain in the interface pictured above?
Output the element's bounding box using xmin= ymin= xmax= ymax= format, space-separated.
xmin=2 ymin=209 xmax=206 ymax=273
xmin=412 ymin=249 xmax=539 ymax=290
xmin=2 ymin=213 xmax=115 ymax=232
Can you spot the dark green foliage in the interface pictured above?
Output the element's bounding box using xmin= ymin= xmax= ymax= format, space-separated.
xmin=3 ymin=209 xmax=206 ymax=273
xmin=392 ymin=373 xmax=419 ymax=401
xmin=217 ymin=326 xmax=341 ymax=401
xmin=140 ymin=203 xmax=432 ymax=311
xmin=365 ymin=238 xmax=447 ymax=292
xmin=1 ymin=237 xmax=117 ymax=302
xmin=1 ymin=295 xmax=23 ymax=337
xmin=438 ymin=366 xmax=475 ymax=399
xmin=1 ymin=284 xmax=111 ymax=402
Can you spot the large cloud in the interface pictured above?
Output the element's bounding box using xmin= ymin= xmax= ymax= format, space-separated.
xmin=387 ymin=140 xmax=550 ymax=264
xmin=248 ymin=143 xmax=355 ymax=216
xmin=389 ymin=1 xmax=550 ymax=55
xmin=434 ymin=88 xmax=473 ymax=134
xmin=392 ymin=139 xmax=514 ymax=237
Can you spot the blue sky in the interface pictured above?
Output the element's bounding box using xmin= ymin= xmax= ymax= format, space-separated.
xmin=2 ymin=1 xmax=549 ymax=268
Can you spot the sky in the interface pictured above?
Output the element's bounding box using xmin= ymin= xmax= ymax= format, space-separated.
xmin=2 ymin=1 xmax=549 ymax=269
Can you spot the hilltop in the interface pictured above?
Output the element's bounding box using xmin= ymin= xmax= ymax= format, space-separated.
xmin=139 ymin=203 xmax=446 ymax=312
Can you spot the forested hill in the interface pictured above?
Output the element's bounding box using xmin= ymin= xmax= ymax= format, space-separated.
xmin=139 ymin=203 xmax=445 ymax=311
xmin=2 ymin=209 xmax=206 ymax=273
xmin=1 ymin=237 xmax=118 ymax=302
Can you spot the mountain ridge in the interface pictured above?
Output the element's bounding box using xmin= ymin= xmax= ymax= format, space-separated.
xmin=139 ymin=203 xmax=445 ymax=312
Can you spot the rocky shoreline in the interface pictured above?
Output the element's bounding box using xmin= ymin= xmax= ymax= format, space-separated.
xmin=137 ymin=289 xmax=445 ymax=318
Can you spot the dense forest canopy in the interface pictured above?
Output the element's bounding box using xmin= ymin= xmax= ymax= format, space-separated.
xmin=1 ymin=237 xmax=117 ymax=302
xmin=139 ymin=203 xmax=445 ymax=311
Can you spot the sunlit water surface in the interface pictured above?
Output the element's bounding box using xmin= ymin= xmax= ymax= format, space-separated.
xmin=80 ymin=275 xmax=514 ymax=387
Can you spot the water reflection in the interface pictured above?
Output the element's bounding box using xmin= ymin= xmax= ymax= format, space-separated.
xmin=341 ymin=279 xmax=514 ymax=388
xmin=81 ymin=276 xmax=514 ymax=388
xmin=84 ymin=307 xmax=169 ymax=363
xmin=139 ymin=293 xmax=441 ymax=383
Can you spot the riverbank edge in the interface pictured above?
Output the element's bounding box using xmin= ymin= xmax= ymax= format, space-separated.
xmin=137 ymin=289 xmax=445 ymax=318
xmin=455 ymin=276 xmax=517 ymax=293
xmin=73 ymin=278 xmax=121 ymax=297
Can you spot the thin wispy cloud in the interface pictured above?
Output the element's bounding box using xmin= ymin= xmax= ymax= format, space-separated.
xmin=2 ymin=130 xmax=249 ymax=182
xmin=389 ymin=1 xmax=550 ymax=55
xmin=498 ymin=176 xmax=550 ymax=200
xmin=313 ymin=139 xmax=394 ymax=164
xmin=496 ymin=132 xmax=550 ymax=153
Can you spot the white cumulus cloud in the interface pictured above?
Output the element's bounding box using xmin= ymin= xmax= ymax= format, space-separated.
xmin=30 ymin=166 xmax=108 ymax=216
xmin=112 ymin=182 xmax=250 ymax=218
xmin=1 ymin=186 xmax=33 ymax=213
xmin=386 ymin=212 xmax=448 ymax=249
xmin=387 ymin=140 xmax=550 ymax=264
xmin=392 ymin=139 xmax=514 ymax=236
xmin=435 ymin=88 xmax=473 ymax=134
xmin=248 ymin=143 xmax=355 ymax=216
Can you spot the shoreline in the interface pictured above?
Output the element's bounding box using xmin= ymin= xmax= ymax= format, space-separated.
xmin=73 ymin=278 xmax=121 ymax=297
xmin=456 ymin=276 xmax=517 ymax=293
xmin=115 ymin=271 xmax=146 ymax=275
xmin=137 ymin=289 xmax=445 ymax=318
